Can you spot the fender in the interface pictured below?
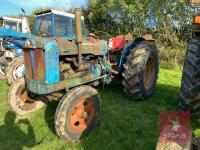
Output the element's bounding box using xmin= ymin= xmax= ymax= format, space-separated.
xmin=118 ymin=37 xmax=145 ymax=74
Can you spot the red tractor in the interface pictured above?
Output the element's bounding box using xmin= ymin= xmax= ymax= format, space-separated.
xmin=179 ymin=0 xmax=200 ymax=116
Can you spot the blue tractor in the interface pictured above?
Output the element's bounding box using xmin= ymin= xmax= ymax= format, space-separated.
xmin=0 ymin=17 xmax=25 ymax=82
xmin=1 ymin=9 xmax=159 ymax=142
xmin=1 ymin=10 xmax=86 ymax=85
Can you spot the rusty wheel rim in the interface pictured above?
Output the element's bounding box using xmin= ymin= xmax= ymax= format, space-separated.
xmin=17 ymin=87 xmax=38 ymax=110
xmin=69 ymin=96 xmax=96 ymax=133
xmin=143 ymin=56 xmax=156 ymax=90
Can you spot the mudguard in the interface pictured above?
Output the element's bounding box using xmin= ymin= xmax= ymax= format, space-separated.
xmin=118 ymin=37 xmax=145 ymax=74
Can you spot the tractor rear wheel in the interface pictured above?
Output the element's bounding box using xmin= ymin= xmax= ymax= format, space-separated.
xmin=8 ymin=78 xmax=46 ymax=116
xmin=55 ymin=85 xmax=101 ymax=142
xmin=179 ymin=37 xmax=200 ymax=116
xmin=6 ymin=56 xmax=24 ymax=85
xmin=122 ymin=41 xmax=159 ymax=100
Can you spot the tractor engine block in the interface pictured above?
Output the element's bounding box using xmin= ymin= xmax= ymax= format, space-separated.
xmin=59 ymin=55 xmax=110 ymax=82
xmin=22 ymin=36 xmax=111 ymax=94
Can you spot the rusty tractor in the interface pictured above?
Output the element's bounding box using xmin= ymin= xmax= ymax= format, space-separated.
xmin=0 ymin=9 xmax=159 ymax=142
xmin=179 ymin=0 xmax=200 ymax=116
xmin=1 ymin=10 xmax=86 ymax=85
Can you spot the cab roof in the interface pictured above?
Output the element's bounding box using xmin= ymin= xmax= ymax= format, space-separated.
xmin=0 ymin=17 xmax=22 ymax=22
xmin=35 ymin=9 xmax=84 ymax=19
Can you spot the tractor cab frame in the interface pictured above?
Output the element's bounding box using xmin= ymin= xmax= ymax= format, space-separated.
xmin=0 ymin=17 xmax=22 ymax=32
xmin=34 ymin=9 xmax=87 ymax=39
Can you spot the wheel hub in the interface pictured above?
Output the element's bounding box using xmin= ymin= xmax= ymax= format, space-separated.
xmin=13 ymin=63 xmax=24 ymax=80
xmin=144 ymin=56 xmax=156 ymax=90
xmin=69 ymin=96 xmax=95 ymax=133
xmin=82 ymin=111 xmax=88 ymax=119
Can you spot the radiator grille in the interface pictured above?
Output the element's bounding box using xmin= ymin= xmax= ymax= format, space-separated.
xmin=24 ymin=49 xmax=45 ymax=82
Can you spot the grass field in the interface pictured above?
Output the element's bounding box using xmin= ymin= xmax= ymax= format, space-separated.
xmin=0 ymin=68 xmax=199 ymax=150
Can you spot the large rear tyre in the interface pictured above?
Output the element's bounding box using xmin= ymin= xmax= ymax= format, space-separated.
xmin=55 ymin=85 xmax=101 ymax=142
xmin=179 ymin=37 xmax=200 ymax=116
xmin=6 ymin=56 xmax=24 ymax=85
xmin=8 ymin=78 xmax=46 ymax=116
xmin=122 ymin=41 xmax=159 ymax=100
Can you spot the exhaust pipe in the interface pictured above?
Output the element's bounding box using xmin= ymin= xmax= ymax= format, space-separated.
xmin=75 ymin=9 xmax=83 ymax=70
xmin=22 ymin=16 xmax=31 ymax=34
xmin=21 ymin=8 xmax=31 ymax=35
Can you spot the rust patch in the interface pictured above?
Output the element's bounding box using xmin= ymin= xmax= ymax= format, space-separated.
xmin=34 ymin=49 xmax=45 ymax=82
xmin=55 ymin=38 xmax=106 ymax=56
xmin=17 ymin=88 xmax=37 ymax=110
xmin=24 ymin=49 xmax=33 ymax=80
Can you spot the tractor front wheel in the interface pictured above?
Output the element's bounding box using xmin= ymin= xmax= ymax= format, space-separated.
xmin=6 ymin=56 xmax=24 ymax=85
xmin=55 ymin=85 xmax=101 ymax=142
xmin=122 ymin=41 xmax=159 ymax=100
xmin=8 ymin=78 xmax=46 ymax=116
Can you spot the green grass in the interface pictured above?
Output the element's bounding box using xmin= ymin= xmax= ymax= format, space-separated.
xmin=0 ymin=68 xmax=197 ymax=150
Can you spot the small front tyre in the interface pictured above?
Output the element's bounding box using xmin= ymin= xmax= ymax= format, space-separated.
xmin=6 ymin=56 xmax=24 ymax=85
xmin=8 ymin=78 xmax=46 ymax=116
xmin=55 ymin=85 xmax=101 ymax=142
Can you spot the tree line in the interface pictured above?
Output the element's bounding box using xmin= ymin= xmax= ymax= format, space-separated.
xmin=27 ymin=0 xmax=199 ymax=65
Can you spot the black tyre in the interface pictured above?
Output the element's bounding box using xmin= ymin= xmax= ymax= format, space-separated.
xmin=6 ymin=56 xmax=24 ymax=85
xmin=122 ymin=41 xmax=159 ymax=100
xmin=55 ymin=85 xmax=101 ymax=142
xmin=8 ymin=78 xmax=46 ymax=116
xmin=179 ymin=37 xmax=200 ymax=116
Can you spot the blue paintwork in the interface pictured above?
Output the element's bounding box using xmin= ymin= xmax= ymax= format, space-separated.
xmin=30 ymin=49 xmax=35 ymax=79
xmin=26 ymin=74 xmax=107 ymax=94
xmin=0 ymin=28 xmax=30 ymax=39
xmin=24 ymin=38 xmax=60 ymax=84
xmin=0 ymin=28 xmax=29 ymax=58
xmin=44 ymin=40 xmax=60 ymax=84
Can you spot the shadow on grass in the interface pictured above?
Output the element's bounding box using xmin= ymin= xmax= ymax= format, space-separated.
xmin=80 ymin=81 xmax=180 ymax=150
xmin=43 ymin=79 xmax=180 ymax=150
xmin=0 ymin=111 xmax=36 ymax=150
xmin=44 ymin=100 xmax=59 ymax=134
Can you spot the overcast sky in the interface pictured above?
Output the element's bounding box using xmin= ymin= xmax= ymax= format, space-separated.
xmin=0 ymin=0 xmax=87 ymax=16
